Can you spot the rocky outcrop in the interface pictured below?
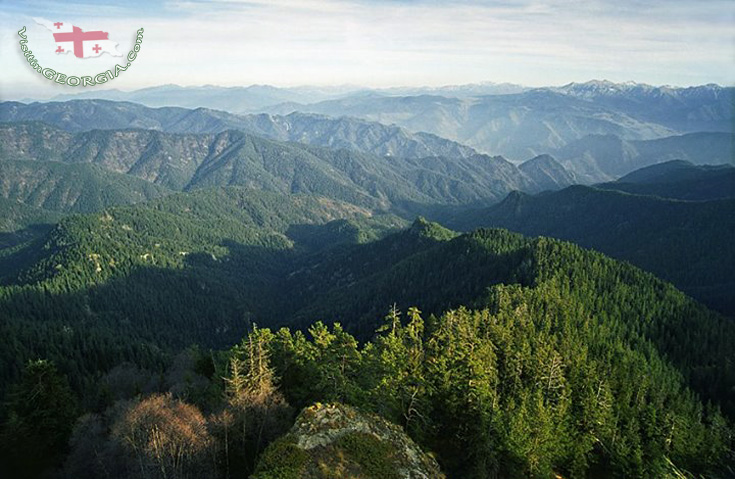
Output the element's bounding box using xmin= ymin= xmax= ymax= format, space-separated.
xmin=252 ymin=403 xmax=445 ymax=479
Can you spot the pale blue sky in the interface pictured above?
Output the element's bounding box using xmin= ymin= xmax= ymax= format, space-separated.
xmin=1 ymin=0 xmax=733 ymax=100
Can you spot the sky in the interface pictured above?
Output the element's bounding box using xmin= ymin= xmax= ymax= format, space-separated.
xmin=1 ymin=0 xmax=733 ymax=100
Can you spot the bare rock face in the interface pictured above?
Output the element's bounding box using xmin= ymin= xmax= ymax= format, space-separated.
xmin=251 ymin=403 xmax=445 ymax=479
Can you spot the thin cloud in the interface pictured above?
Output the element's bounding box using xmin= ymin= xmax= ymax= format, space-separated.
xmin=0 ymin=0 xmax=733 ymax=100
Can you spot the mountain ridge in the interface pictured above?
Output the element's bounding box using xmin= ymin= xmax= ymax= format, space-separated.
xmin=451 ymin=184 xmax=735 ymax=315
xmin=0 ymin=100 xmax=478 ymax=160
xmin=0 ymin=121 xmax=555 ymax=217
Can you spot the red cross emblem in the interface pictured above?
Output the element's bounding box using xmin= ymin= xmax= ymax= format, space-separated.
xmin=53 ymin=26 xmax=108 ymax=58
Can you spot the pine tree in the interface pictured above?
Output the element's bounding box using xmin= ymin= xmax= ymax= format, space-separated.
xmin=0 ymin=360 xmax=78 ymax=478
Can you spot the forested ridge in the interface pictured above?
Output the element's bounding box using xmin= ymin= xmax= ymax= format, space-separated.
xmin=2 ymin=121 xmax=732 ymax=322
xmin=0 ymin=97 xmax=733 ymax=478
xmin=0 ymin=120 xmax=541 ymax=213
xmin=0 ymin=198 xmax=733 ymax=478
xmin=452 ymin=184 xmax=735 ymax=316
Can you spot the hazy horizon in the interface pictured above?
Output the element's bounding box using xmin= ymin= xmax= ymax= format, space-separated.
xmin=2 ymin=0 xmax=733 ymax=101
xmin=6 ymin=78 xmax=731 ymax=104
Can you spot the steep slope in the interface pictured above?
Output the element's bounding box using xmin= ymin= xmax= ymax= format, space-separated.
xmin=0 ymin=122 xmax=220 ymax=191
xmin=451 ymin=186 xmax=735 ymax=315
xmin=596 ymin=160 xmax=735 ymax=200
xmin=0 ymin=121 xmax=74 ymax=161
xmin=0 ymin=198 xmax=63 ymax=248
xmin=183 ymin=130 xmax=405 ymax=209
xmin=0 ymin=160 xmax=171 ymax=213
xmin=518 ymin=154 xmax=577 ymax=191
xmin=0 ymin=122 xmax=540 ymax=215
xmin=235 ymin=111 xmax=477 ymax=158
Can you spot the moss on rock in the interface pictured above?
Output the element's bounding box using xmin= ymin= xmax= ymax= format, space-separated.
xmin=252 ymin=403 xmax=445 ymax=479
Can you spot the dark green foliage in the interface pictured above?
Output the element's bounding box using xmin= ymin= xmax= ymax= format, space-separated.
xmin=452 ymin=185 xmax=735 ymax=315
xmin=216 ymin=326 xmax=293 ymax=475
xmin=250 ymin=294 xmax=733 ymax=478
xmin=0 ymin=195 xmax=733 ymax=478
xmin=0 ymin=188 xmax=403 ymax=401
xmin=597 ymin=160 xmax=735 ymax=201
xmin=334 ymin=432 xmax=401 ymax=479
xmin=0 ymin=197 xmax=62 ymax=248
xmin=251 ymin=435 xmax=309 ymax=479
xmin=0 ymin=360 xmax=78 ymax=478
xmin=0 ymin=159 xmax=171 ymax=213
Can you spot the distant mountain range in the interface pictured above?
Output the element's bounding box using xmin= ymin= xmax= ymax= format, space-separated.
xmin=1 ymin=95 xmax=731 ymax=315
xmin=18 ymin=80 xmax=732 ymax=165
xmin=4 ymin=96 xmax=730 ymax=189
xmin=264 ymin=83 xmax=732 ymax=162
xmin=43 ymin=84 xmax=339 ymax=113
xmin=39 ymin=81 xmax=528 ymax=111
xmin=551 ymin=81 xmax=731 ymax=133
xmin=263 ymin=90 xmax=669 ymax=160
xmin=0 ymin=100 xmax=476 ymax=160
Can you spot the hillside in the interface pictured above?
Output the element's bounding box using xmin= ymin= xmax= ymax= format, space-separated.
xmin=451 ymin=185 xmax=735 ymax=315
xmin=553 ymin=132 xmax=734 ymax=182
xmin=233 ymin=111 xmax=478 ymax=159
xmin=0 ymin=122 xmax=543 ymax=215
xmin=0 ymin=101 xmax=477 ymax=160
xmin=596 ymin=160 xmax=735 ymax=200
xmin=0 ymin=197 xmax=63 ymax=248
xmin=0 ymin=188 xmax=404 ymax=389
xmin=518 ymin=154 xmax=577 ymax=191
xmin=0 ymin=159 xmax=171 ymax=213
xmin=1 ymin=214 xmax=733 ymax=478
